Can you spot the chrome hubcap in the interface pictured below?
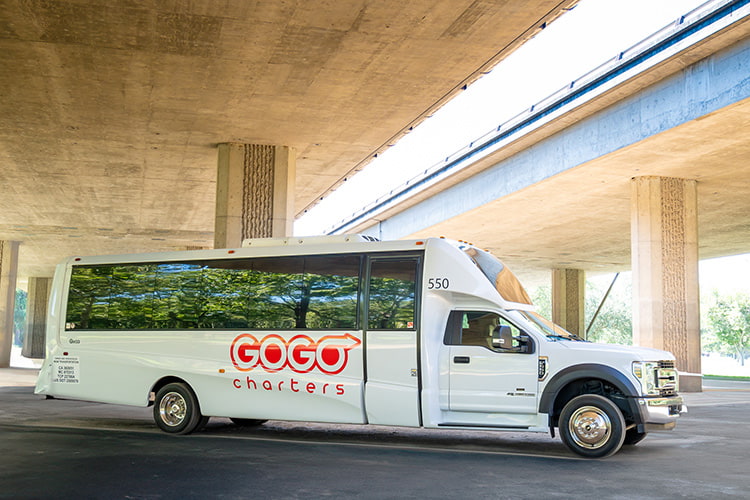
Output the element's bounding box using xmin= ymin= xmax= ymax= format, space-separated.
xmin=568 ymin=405 xmax=611 ymax=449
xmin=159 ymin=391 xmax=187 ymax=427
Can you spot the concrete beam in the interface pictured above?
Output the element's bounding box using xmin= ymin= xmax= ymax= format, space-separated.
xmin=22 ymin=277 xmax=51 ymax=359
xmin=631 ymin=176 xmax=701 ymax=392
xmin=551 ymin=269 xmax=585 ymax=338
xmin=0 ymin=241 xmax=19 ymax=368
xmin=214 ymin=144 xmax=296 ymax=248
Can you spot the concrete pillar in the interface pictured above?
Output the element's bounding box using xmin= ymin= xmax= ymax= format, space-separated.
xmin=552 ymin=268 xmax=585 ymax=338
xmin=631 ymin=176 xmax=701 ymax=392
xmin=22 ymin=277 xmax=51 ymax=359
xmin=0 ymin=241 xmax=20 ymax=368
xmin=214 ymin=143 xmax=296 ymax=248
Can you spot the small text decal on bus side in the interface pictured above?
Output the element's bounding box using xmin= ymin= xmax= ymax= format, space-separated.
xmin=427 ymin=277 xmax=450 ymax=289
xmin=52 ymin=356 xmax=80 ymax=384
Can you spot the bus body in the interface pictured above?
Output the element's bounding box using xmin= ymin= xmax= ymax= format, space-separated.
xmin=35 ymin=235 xmax=685 ymax=458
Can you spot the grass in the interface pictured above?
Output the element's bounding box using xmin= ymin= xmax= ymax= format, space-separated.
xmin=703 ymin=374 xmax=750 ymax=381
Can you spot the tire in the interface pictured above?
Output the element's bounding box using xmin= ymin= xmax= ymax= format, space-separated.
xmin=559 ymin=394 xmax=626 ymax=459
xmin=230 ymin=418 xmax=268 ymax=427
xmin=153 ymin=382 xmax=205 ymax=435
xmin=623 ymin=427 xmax=648 ymax=446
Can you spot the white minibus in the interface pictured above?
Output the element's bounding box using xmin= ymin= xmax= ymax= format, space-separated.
xmin=35 ymin=235 xmax=684 ymax=458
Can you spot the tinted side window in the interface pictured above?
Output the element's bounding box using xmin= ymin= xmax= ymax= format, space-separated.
xmin=65 ymin=255 xmax=361 ymax=330
xmin=67 ymin=265 xmax=115 ymax=329
xmin=368 ymin=259 xmax=418 ymax=330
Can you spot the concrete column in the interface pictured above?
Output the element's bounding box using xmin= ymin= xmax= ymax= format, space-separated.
xmin=22 ymin=277 xmax=51 ymax=359
xmin=214 ymin=143 xmax=296 ymax=248
xmin=552 ymin=268 xmax=585 ymax=338
xmin=631 ymin=176 xmax=701 ymax=392
xmin=0 ymin=241 xmax=20 ymax=368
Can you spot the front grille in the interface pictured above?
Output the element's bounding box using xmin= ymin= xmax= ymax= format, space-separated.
xmin=657 ymin=360 xmax=677 ymax=395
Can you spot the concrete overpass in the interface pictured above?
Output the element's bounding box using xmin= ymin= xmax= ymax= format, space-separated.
xmin=0 ymin=0 xmax=582 ymax=366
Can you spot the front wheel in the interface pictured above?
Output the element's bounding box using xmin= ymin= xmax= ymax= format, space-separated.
xmin=153 ymin=382 xmax=206 ymax=435
xmin=559 ymin=394 xmax=626 ymax=458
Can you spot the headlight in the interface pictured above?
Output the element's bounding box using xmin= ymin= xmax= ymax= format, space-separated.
xmin=633 ymin=361 xmax=660 ymax=396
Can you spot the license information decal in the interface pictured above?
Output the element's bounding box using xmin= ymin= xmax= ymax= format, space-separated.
xmin=52 ymin=356 xmax=80 ymax=384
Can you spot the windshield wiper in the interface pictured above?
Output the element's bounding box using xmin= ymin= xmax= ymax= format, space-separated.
xmin=547 ymin=333 xmax=586 ymax=342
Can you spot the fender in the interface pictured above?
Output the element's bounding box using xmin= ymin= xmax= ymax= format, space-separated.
xmin=539 ymin=364 xmax=642 ymax=423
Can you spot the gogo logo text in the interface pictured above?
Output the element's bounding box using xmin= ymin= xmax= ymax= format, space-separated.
xmin=230 ymin=333 xmax=361 ymax=375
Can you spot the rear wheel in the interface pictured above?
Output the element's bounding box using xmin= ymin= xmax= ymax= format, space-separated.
xmin=153 ymin=382 xmax=205 ymax=435
xmin=559 ymin=394 xmax=626 ymax=458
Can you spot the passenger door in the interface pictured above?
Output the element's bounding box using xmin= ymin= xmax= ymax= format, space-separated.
xmin=364 ymin=256 xmax=421 ymax=427
xmin=443 ymin=311 xmax=539 ymax=427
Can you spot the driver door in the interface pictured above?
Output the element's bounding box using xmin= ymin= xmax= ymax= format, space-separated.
xmin=443 ymin=310 xmax=539 ymax=427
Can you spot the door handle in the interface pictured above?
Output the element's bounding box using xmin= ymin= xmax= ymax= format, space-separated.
xmin=453 ymin=356 xmax=470 ymax=364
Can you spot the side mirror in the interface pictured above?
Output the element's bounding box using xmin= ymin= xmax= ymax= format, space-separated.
xmin=492 ymin=325 xmax=513 ymax=349
xmin=517 ymin=334 xmax=530 ymax=353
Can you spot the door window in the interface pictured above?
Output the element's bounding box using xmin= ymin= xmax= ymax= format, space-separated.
xmin=444 ymin=311 xmax=533 ymax=353
xmin=367 ymin=259 xmax=419 ymax=330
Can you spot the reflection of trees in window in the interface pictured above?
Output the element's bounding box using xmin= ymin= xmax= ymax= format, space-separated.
xmin=67 ymin=266 xmax=112 ymax=329
xmin=368 ymin=259 xmax=418 ymax=330
xmin=109 ymin=265 xmax=155 ymax=329
xmin=152 ymin=263 xmax=204 ymax=329
xmin=65 ymin=255 xmax=361 ymax=331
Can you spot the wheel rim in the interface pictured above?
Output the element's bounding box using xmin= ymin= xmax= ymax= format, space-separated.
xmin=159 ymin=391 xmax=187 ymax=427
xmin=568 ymin=405 xmax=612 ymax=450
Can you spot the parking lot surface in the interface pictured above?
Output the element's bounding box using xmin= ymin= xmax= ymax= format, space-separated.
xmin=1 ymin=368 xmax=749 ymax=499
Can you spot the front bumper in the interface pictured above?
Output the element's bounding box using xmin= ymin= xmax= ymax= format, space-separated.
xmin=637 ymin=395 xmax=686 ymax=427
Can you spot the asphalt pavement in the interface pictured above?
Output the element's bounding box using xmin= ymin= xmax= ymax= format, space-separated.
xmin=1 ymin=368 xmax=749 ymax=499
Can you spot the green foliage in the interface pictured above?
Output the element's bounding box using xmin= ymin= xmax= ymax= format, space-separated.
xmin=585 ymin=276 xmax=632 ymax=345
xmin=530 ymin=285 xmax=551 ymax=319
xmin=530 ymin=272 xmax=750 ymax=359
xmin=529 ymin=274 xmax=633 ymax=345
xmin=706 ymin=292 xmax=750 ymax=365
xmin=13 ymin=289 xmax=27 ymax=346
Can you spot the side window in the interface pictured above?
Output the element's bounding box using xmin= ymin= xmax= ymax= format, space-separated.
xmin=443 ymin=311 xmax=532 ymax=353
xmin=368 ymin=258 xmax=419 ymax=330
xmin=66 ymin=265 xmax=113 ymax=330
xmin=65 ymin=255 xmax=362 ymax=331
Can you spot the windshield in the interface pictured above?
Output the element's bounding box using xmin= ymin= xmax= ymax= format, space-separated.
xmin=462 ymin=247 xmax=533 ymax=305
xmin=520 ymin=310 xmax=585 ymax=341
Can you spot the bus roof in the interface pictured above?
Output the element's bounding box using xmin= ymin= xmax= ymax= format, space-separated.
xmin=63 ymin=235 xmax=429 ymax=266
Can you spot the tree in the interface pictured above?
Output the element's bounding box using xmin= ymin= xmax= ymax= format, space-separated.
xmin=529 ymin=275 xmax=633 ymax=345
xmin=706 ymin=293 xmax=750 ymax=365
xmin=585 ymin=277 xmax=632 ymax=345
xmin=13 ymin=289 xmax=27 ymax=347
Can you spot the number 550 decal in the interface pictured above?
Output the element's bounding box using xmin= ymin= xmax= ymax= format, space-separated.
xmin=427 ymin=277 xmax=450 ymax=289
